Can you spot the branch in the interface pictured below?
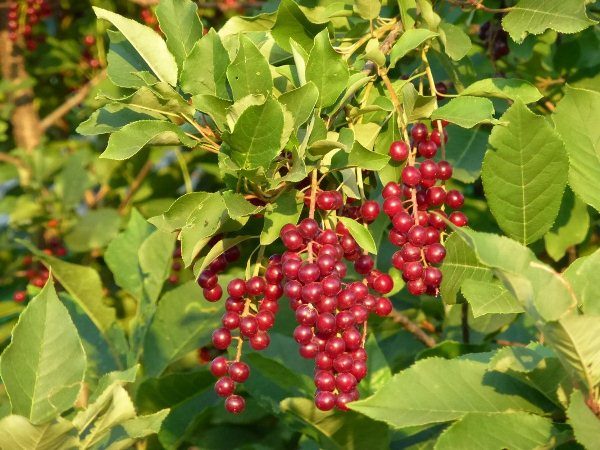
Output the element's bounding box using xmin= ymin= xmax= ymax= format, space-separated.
xmin=118 ymin=160 xmax=153 ymax=213
xmin=39 ymin=70 xmax=107 ymax=132
xmin=388 ymin=309 xmax=436 ymax=348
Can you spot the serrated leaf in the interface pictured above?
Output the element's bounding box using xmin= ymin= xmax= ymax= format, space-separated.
xmin=440 ymin=233 xmax=493 ymax=305
xmin=389 ymin=28 xmax=438 ymax=68
xmin=271 ymin=0 xmax=327 ymax=52
xmin=567 ymin=389 xmax=600 ymax=449
xmin=564 ymin=249 xmax=600 ymax=315
xmin=461 ymin=78 xmax=542 ymax=103
xmin=181 ymin=29 xmax=229 ymax=98
xmin=461 ymin=279 xmax=523 ymax=317
xmin=105 ymin=31 xmax=154 ymax=88
xmin=278 ymin=82 xmax=319 ymax=130
xmin=0 ymin=416 xmax=79 ymax=450
xmin=337 ymin=217 xmax=377 ymax=255
xmin=306 ymin=30 xmax=349 ymax=108
xmin=105 ymin=209 xmax=154 ymax=301
xmin=553 ymin=86 xmax=600 ymax=212
xmin=502 ymin=0 xmax=597 ymax=43
xmin=221 ymin=98 xmax=285 ymax=170
xmin=434 ymin=412 xmax=556 ymax=450
xmin=543 ymin=314 xmax=600 ymax=392
xmin=191 ymin=94 xmax=231 ymax=131
xmin=77 ymin=106 xmax=156 ymax=136
xmin=354 ymin=0 xmax=381 ymax=20
xmin=438 ymin=22 xmax=471 ymax=61
xmin=226 ymin=35 xmax=273 ymax=100
xmin=64 ymin=208 xmax=121 ymax=253
xmin=23 ymin=243 xmax=116 ymax=333
xmin=431 ymin=96 xmax=496 ymax=128
xmin=401 ymin=83 xmax=437 ymax=121
xmin=0 ymin=281 xmax=86 ymax=424
xmin=482 ymin=100 xmax=568 ymax=244
xmin=544 ymin=189 xmax=589 ymax=262
xmin=143 ymin=281 xmax=223 ymax=376
xmin=155 ymin=0 xmax=203 ymax=70
xmin=489 ymin=345 xmax=554 ymax=373
xmin=350 ymin=357 xmax=553 ymax=427
xmin=261 ymin=189 xmax=303 ymax=245
xmin=93 ymin=7 xmax=178 ymax=85
xmin=100 ymin=121 xmax=196 ymax=160
xmin=445 ymin=126 xmax=488 ymax=183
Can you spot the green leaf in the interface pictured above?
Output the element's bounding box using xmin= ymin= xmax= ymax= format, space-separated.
xmin=347 ymin=142 xmax=389 ymax=171
xmin=306 ymin=30 xmax=349 ymax=108
xmin=434 ymin=412 xmax=557 ymax=450
xmin=153 ymin=192 xmax=211 ymax=232
xmin=438 ymin=22 xmax=471 ymax=61
xmin=24 ymin=244 xmax=116 ymax=333
xmin=143 ymin=281 xmax=223 ymax=376
xmin=481 ymin=100 xmax=568 ymax=244
xmin=221 ymin=97 xmax=285 ymax=170
xmin=0 ymin=280 xmax=86 ymax=424
xmin=398 ymin=0 xmax=417 ymax=30
xmin=553 ymin=86 xmax=600 ymax=212
xmin=64 ymin=208 xmax=121 ymax=253
xmin=93 ymin=7 xmax=178 ymax=85
xmin=440 ymin=233 xmax=493 ymax=305
xmin=282 ymin=397 xmax=390 ymax=450
xmin=544 ymin=189 xmax=589 ymax=262
xmin=226 ymin=35 xmax=273 ymax=100
xmin=100 ymin=83 xmax=194 ymax=117
xmin=564 ymin=249 xmax=600 ymax=315
xmin=363 ymin=334 xmax=392 ymax=394
xmin=350 ymin=357 xmax=553 ymax=428
xmin=543 ymin=314 xmax=600 ymax=392
xmin=155 ymin=0 xmax=202 ymax=70
xmin=502 ymin=0 xmax=597 ymax=43
xmin=364 ymin=38 xmax=385 ymax=66
xmin=279 ymin=82 xmax=319 ymax=130
xmin=191 ymin=94 xmax=231 ymax=131
xmin=337 ymin=217 xmax=377 ymax=255
xmin=105 ymin=209 xmax=154 ymax=301
xmin=461 ymin=279 xmax=523 ymax=317
xmin=0 ymin=416 xmax=79 ymax=450
xmin=261 ymin=189 xmax=303 ymax=245
xmin=374 ymin=113 xmax=402 ymax=185
xmin=567 ymin=389 xmax=600 ymax=449
xmin=271 ymin=0 xmax=327 ymax=52
xmin=445 ymin=126 xmax=488 ymax=183
xmin=401 ymin=83 xmax=437 ymax=121
xmin=430 ymin=96 xmax=496 ymax=128
xmin=194 ymin=235 xmax=256 ymax=275
xmin=105 ymin=30 xmax=153 ymax=88
xmin=389 ymin=28 xmax=438 ymax=68
xmin=57 ymin=153 xmax=90 ymax=209
xmin=77 ymin=106 xmax=156 ymax=135
xmin=101 ymin=120 xmax=196 ymax=160
xmin=222 ymin=191 xmax=264 ymax=219
xmin=489 ymin=344 xmax=554 ymax=373
xmin=354 ymin=0 xmax=381 ymax=20
xmin=181 ymin=29 xmax=229 ymax=98
xmin=461 ymin=78 xmax=542 ymax=103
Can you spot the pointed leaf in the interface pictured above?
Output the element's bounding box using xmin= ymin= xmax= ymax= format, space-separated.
xmin=337 ymin=217 xmax=377 ymax=255
xmin=0 ymin=281 xmax=86 ymax=424
xmin=261 ymin=189 xmax=303 ymax=245
xmin=567 ymin=389 xmax=600 ymax=449
xmin=226 ymin=35 xmax=273 ymax=100
xmin=271 ymin=0 xmax=327 ymax=52
xmin=481 ymin=100 xmax=568 ymax=244
xmin=430 ymin=96 xmax=496 ymax=128
xmin=93 ymin=7 xmax=178 ymax=85
xmin=438 ymin=22 xmax=471 ymax=61
xmin=0 ymin=416 xmax=79 ymax=450
xmin=461 ymin=279 xmax=523 ymax=317
xmin=389 ymin=28 xmax=438 ymax=68
xmin=155 ymin=0 xmax=202 ymax=70
xmin=181 ymin=29 xmax=229 ymax=98
xmin=461 ymin=78 xmax=542 ymax=103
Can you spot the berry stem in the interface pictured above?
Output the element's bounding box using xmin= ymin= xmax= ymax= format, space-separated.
xmin=307 ymin=169 xmax=318 ymax=263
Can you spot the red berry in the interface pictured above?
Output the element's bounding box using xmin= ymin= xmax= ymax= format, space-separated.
xmin=335 ymin=372 xmax=357 ymax=393
xmin=449 ymin=211 xmax=468 ymax=227
xmin=212 ymin=328 xmax=231 ymax=350
xmin=389 ymin=141 xmax=409 ymax=161
xmin=408 ymin=225 xmax=427 ymax=246
xmin=246 ymin=276 xmax=266 ymax=296
xmin=210 ymin=356 xmax=229 ymax=377
xmin=375 ymin=297 xmax=393 ymax=316
xmin=314 ymin=370 xmax=336 ymax=391
xmin=437 ymin=161 xmax=453 ymax=180
xmin=198 ymin=270 xmax=218 ymax=289
xmin=417 ymin=140 xmax=438 ymax=158
xmin=228 ymin=361 xmax=250 ymax=382
xmin=225 ymin=394 xmax=245 ymax=414
xmin=298 ymin=218 xmax=319 ymax=239
xmin=325 ymin=336 xmax=346 ymax=356
xmin=425 ymin=243 xmax=446 ymax=264
xmin=315 ymin=391 xmax=336 ymax=411
xmin=342 ymin=327 xmax=362 ymax=350
xmin=214 ymin=376 xmax=235 ymax=397
xmin=426 ymin=187 xmax=446 ymax=207
xmin=13 ymin=291 xmax=27 ymax=303
xmin=392 ymin=212 xmax=414 ymax=233
xmin=383 ymin=196 xmax=404 ymax=216
xmin=423 ymin=267 xmax=442 ymax=286
xmin=256 ymin=310 xmax=275 ymax=330
xmin=282 ymin=229 xmax=304 ymax=251
xmin=411 ymin=123 xmax=428 ymax=142
xmin=446 ymin=190 xmax=464 ymax=209
xmin=402 ymin=166 xmax=421 ymax=187
xmin=431 ymin=128 xmax=448 ymax=146
xmin=382 ymin=182 xmax=402 ymax=199
xmin=203 ymin=285 xmax=223 ymax=302
xmin=407 ymin=278 xmax=427 ymax=296
xmin=250 ymin=331 xmax=271 ymax=350
xmin=360 ymin=200 xmax=380 ymax=223
xmin=419 ymin=159 xmax=438 ymax=179
xmin=372 ymin=273 xmax=393 ymax=294
xmin=221 ymin=311 xmax=240 ymax=330
xmin=227 ymin=278 xmax=246 ymax=298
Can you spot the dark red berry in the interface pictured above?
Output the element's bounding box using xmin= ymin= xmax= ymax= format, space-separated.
xmin=411 ymin=123 xmax=428 ymax=142
xmin=210 ymin=356 xmax=229 ymax=377
xmin=225 ymin=394 xmax=245 ymax=414
xmin=212 ymin=328 xmax=232 ymax=350
xmin=389 ymin=141 xmax=409 ymax=161
xmin=315 ymin=391 xmax=336 ymax=411
xmin=214 ymin=376 xmax=235 ymax=397
xmin=402 ymin=166 xmax=421 ymax=187
xmin=228 ymin=361 xmax=250 ymax=382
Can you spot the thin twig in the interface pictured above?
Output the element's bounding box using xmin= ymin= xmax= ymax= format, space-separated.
xmin=39 ymin=70 xmax=106 ymax=131
xmin=388 ymin=309 xmax=436 ymax=348
xmin=118 ymin=160 xmax=153 ymax=213
xmin=307 ymin=169 xmax=318 ymax=263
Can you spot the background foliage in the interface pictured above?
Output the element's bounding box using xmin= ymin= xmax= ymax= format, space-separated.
xmin=0 ymin=0 xmax=599 ymax=448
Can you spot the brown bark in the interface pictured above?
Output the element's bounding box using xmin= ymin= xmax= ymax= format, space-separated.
xmin=0 ymin=19 xmax=42 ymax=152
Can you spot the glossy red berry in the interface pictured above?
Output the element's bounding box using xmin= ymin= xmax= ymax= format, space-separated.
xmin=282 ymin=229 xmax=304 ymax=251
xmin=389 ymin=141 xmax=409 ymax=161
xmin=402 ymin=166 xmax=422 ymax=187
xmin=198 ymin=270 xmax=218 ymax=289
xmin=417 ymin=139 xmax=438 ymax=158
xmin=315 ymin=391 xmax=336 ymax=411
xmin=227 ymin=278 xmax=246 ymax=298
xmin=360 ymin=200 xmax=380 ymax=223
xmin=210 ymin=356 xmax=229 ymax=377
xmin=383 ymin=196 xmax=404 ymax=216
xmin=449 ymin=211 xmax=468 ymax=227
xmin=203 ymin=285 xmax=223 ymax=302
xmin=411 ymin=123 xmax=428 ymax=142
xmin=250 ymin=331 xmax=271 ymax=350
xmin=228 ymin=362 xmax=250 ymax=382
xmin=214 ymin=376 xmax=235 ymax=397
xmin=375 ymin=297 xmax=393 ymax=316
xmin=13 ymin=291 xmax=27 ymax=303
xmin=446 ymin=190 xmax=464 ymax=209
xmin=225 ymin=395 xmax=245 ymax=414
xmin=437 ymin=161 xmax=453 ymax=180
xmin=372 ymin=273 xmax=393 ymax=294
xmin=212 ymin=328 xmax=232 ymax=350
xmin=382 ymin=182 xmax=402 ymax=198
xmin=314 ymin=370 xmax=336 ymax=391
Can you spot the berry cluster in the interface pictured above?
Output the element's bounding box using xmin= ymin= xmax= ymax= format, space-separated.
xmin=11 ymin=230 xmax=67 ymax=303
xmin=82 ymin=34 xmax=100 ymax=69
xmin=168 ymin=243 xmax=183 ymax=285
xmin=479 ymin=21 xmax=509 ymax=60
xmin=7 ymin=0 xmax=52 ymax=51
xmin=280 ymin=215 xmax=393 ymax=411
xmin=204 ymin=257 xmax=283 ymax=414
xmin=197 ymin=245 xmax=241 ymax=301
xmin=386 ymin=121 xmax=467 ymax=296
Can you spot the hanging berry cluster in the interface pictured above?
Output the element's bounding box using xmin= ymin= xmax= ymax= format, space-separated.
xmin=7 ymin=0 xmax=52 ymax=51
xmin=199 ymin=248 xmax=281 ymax=414
xmin=384 ymin=121 xmax=467 ymax=297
